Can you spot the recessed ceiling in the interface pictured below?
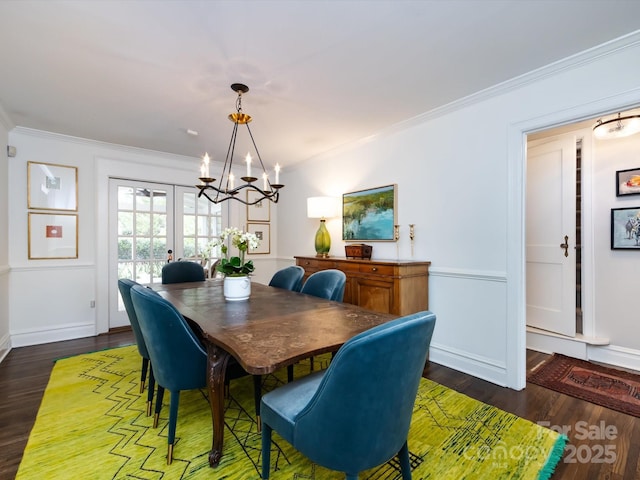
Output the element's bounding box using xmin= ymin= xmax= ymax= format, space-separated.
xmin=1 ymin=1 xmax=640 ymax=169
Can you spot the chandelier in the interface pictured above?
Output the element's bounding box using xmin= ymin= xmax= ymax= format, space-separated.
xmin=593 ymin=113 xmax=640 ymax=140
xmin=196 ymin=83 xmax=283 ymax=205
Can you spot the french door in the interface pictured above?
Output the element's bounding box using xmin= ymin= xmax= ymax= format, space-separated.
xmin=108 ymin=179 xmax=223 ymax=329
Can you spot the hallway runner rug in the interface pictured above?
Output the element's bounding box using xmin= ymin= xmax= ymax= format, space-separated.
xmin=528 ymin=353 xmax=640 ymax=418
xmin=17 ymin=345 xmax=565 ymax=479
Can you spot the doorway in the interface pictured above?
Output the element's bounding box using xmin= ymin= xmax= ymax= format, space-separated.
xmin=108 ymin=178 xmax=223 ymax=329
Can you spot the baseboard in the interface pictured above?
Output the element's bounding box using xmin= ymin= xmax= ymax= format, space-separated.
xmin=587 ymin=344 xmax=640 ymax=372
xmin=0 ymin=332 xmax=11 ymax=364
xmin=10 ymin=322 xmax=95 ymax=348
xmin=428 ymin=343 xmax=510 ymax=388
xmin=526 ymin=327 xmax=609 ymax=359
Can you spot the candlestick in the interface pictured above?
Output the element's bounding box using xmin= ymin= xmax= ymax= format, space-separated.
xmin=203 ymin=152 xmax=210 ymax=178
xmin=275 ymin=163 xmax=281 ymax=184
xmin=262 ymin=172 xmax=268 ymax=191
xmin=229 ymin=172 xmax=235 ymax=190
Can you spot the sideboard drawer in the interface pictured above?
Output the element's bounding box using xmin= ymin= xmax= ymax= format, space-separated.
xmin=358 ymin=264 xmax=395 ymax=276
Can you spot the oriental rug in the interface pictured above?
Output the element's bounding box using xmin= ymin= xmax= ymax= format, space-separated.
xmin=528 ymin=353 xmax=640 ymax=418
xmin=17 ymin=346 xmax=565 ymax=479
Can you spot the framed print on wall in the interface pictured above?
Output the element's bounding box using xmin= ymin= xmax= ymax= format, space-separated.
xmin=247 ymin=222 xmax=270 ymax=254
xmin=28 ymin=161 xmax=78 ymax=211
xmin=342 ymin=184 xmax=397 ymax=241
xmin=616 ymin=167 xmax=640 ymax=196
xmin=611 ymin=207 xmax=640 ymax=250
xmin=246 ymin=190 xmax=270 ymax=222
xmin=28 ymin=212 xmax=78 ymax=259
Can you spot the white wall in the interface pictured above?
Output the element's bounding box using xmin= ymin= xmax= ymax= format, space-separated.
xmin=7 ymin=129 xmax=282 ymax=346
xmin=0 ymin=106 xmax=10 ymax=360
xmin=592 ymin=134 xmax=640 ymax=353
xmin=278 ymin=35 xmax=640 ymax=388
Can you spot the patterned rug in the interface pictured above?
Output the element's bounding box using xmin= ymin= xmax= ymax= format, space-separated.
xmin=528 ymin=353 xmax=640 ymax=418
xmin=17 ymin=346 xmax=565 ymax=479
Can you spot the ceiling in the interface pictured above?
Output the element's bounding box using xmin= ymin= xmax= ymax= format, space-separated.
xmin=1 ymin=1 xmax=640 ymax=170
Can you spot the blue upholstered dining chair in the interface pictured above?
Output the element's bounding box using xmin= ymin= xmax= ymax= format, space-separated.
xmin=117 ymin=278 xmax=156 ymax=416
xmin=161 ymin=260 xmax=206 ymax=284
xmin=294 ymin=269 xmax=347 ymax=376
xmin=300 ymin=269 xmax=346 ymax=302
xmin=268 ymin=265 xmax=305 ymax=292
xmin=130 ymin=284 xmax=207 ymax=464
xmin=261 ymin=311 xmax=436 ymax=480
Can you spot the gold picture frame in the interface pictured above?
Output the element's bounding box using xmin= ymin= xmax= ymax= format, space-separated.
xmin=28 ymin=161 xmax=78 ymax=211
xmin=28 ymin=212 xmax=78 ymax=259
xmin=246 ymin=190 xmax=270 ymax=222
xmin=247 ymin=222 xmax=270 ymax=254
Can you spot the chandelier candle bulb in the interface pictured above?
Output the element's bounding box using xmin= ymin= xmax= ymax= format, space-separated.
xmin=262 ymin=172 xmax=268 ymax=191
xmin=245 ymin=153 xmax=251 ymax=178
xmin=229 ymin=172 xmax=235 ymax=190
xmin=275 ymin=163 xmax=281 ymax=184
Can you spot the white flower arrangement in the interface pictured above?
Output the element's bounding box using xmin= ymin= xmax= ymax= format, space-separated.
xmin=204 ymin=227 xmax=260 ymax=276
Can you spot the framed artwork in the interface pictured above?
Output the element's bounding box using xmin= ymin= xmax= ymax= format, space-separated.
xmin=247 ymin=222 xmax=270 ymax=254
xmin=28 ymin=161 xmax=78 ymax=211
xmin=616 ymin=168 xmax=640 ymax=196
xmin=342 ymin=184 xmax=397 ymax=241
xmin=611 ymin=207 xmax=640 ymax=250
xmin=246 ymin=190 xmax=270 ymax=221
xmin=28 ymin=212 xmax=78 ymax=259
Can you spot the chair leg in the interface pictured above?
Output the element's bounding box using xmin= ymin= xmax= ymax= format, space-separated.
xmin=167 ymin=390 xmax=181 ymax=465
xmin=287 ymin=364 xmax=294 ymax=382
xmin=154 ymin=385 xmax=165 ymax=428
xmin=146 ymin=366 xmax=156 ymax=417
xmin=398 ymin=440 xmax=412 ymax=480
xmin=253 ymin=375 xmax=262 ymax=431
xmin=140 ymin=358 xmax=149 ymax=393
xmin=261 ymin=422 xmax=272 ymax=479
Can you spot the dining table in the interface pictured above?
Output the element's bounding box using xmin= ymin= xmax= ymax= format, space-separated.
xmin=150 ymin=278 xmax=397 ymax=467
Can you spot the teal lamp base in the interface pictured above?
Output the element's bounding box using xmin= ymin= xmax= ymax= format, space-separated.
xmin=314 ymin=219 xmax=331 ymax=257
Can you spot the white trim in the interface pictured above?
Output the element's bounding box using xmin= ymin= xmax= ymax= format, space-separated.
xmin=509 ymin=87 xmax=640 ymax=390
xmin=428 ymin=267 xmax=506 ymax=283
xmin=12 ymin=127 xmax=197 ymax=165
xmin=10 ymin=322 xmax=95 ymax=348
xmin=588 ymin=344 xmax=640 ymax=372
xmin=0 ymin=264 xmax=9 ymax=275
xmin=429 ymin=344 xmax=509 ymax=388
xmin=9 ymin=263 xmax=94 ymax=273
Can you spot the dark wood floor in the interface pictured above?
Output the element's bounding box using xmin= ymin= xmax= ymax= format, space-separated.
xmin=1 ymin=332 xmax=639 ymax=479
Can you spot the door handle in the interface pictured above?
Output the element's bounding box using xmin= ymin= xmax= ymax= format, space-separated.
xmin=560 ymin=236 xmax=569 ymax=257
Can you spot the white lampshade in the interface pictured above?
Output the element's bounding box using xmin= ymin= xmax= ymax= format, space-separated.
xmin=307 ymin=196 xmax=341 ymax=219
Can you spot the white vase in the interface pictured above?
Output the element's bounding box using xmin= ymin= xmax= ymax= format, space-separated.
xmin=223 ymin=275 xmax=251 ymax=301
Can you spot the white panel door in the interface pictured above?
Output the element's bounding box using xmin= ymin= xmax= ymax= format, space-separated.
xmin=526 ymin=135 xmax=576 ymax=337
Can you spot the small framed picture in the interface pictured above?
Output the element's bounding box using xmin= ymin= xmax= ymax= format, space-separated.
xmin=246 ymin=190 xmax=270 ymax=222
xmin=28 ymin=212 xmax=78 ymax=259
xmin=247 ymin=222 xmax=270 ymax=254
xmin=616 ymin=168 xmax=640 ymax=196
xmin=28 ymin=161 xmax=78 ymax=211
xmin=611 ymin=207 xmax=640 ymax=250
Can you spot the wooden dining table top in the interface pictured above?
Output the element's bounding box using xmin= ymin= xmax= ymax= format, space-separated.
xmin=153 ymin=279 xmax=398 ymax=375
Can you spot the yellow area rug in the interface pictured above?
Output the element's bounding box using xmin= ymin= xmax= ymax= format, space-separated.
xmin=17 ymin=345 xmax=565 ymax=479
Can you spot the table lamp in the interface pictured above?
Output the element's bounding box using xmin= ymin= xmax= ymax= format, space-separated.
xmin=307 ymin=196 xmax=341 ymax=257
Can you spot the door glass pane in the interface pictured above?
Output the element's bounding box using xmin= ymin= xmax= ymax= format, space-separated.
xmin=136 ymin=213 xmax=151 ymax=236
xmin=152 ymin=190 xmax=167 ymax=212
xmin=118 ymin=212 xmax=133 ymax=235
xmin=184 ymin=192 xmax=196 ymax=214
xmin=118 ymin=237 xmax=133 ymax=260
xmin=136 ymin=188 xmax=151 ymax=211
xmin=118 ymin=186 xmax=134 ymax=210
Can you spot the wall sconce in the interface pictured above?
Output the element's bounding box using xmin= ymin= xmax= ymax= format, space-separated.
xmin=307 ymin=196 xmax=341 ymax=257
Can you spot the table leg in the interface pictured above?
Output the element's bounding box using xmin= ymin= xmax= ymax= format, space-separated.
xmin=206 ymin=343 xmax=230 ymax=467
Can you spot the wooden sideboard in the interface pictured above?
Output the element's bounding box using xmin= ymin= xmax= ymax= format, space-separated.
xmin=294 ymin=256 xmax=430 ymax=316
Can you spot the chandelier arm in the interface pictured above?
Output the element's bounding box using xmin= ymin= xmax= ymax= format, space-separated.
xmin=197 ymin=183 xmax=280 ymax=205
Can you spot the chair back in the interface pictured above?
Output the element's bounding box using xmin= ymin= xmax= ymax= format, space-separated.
xmin=300 ymin=269 xmax=346 ymax=301
xmin=294 ymin=311 xmax=436 ymax=473
xmin=118 ymin=278 xmax=150 ymax=360
xmin=268 ymin=266 xmax=305 ymax=292
xmin=130 ymin=285 xmax=206 ymax=392
xmin=161 ymin=260 xmax=206 ymax=284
